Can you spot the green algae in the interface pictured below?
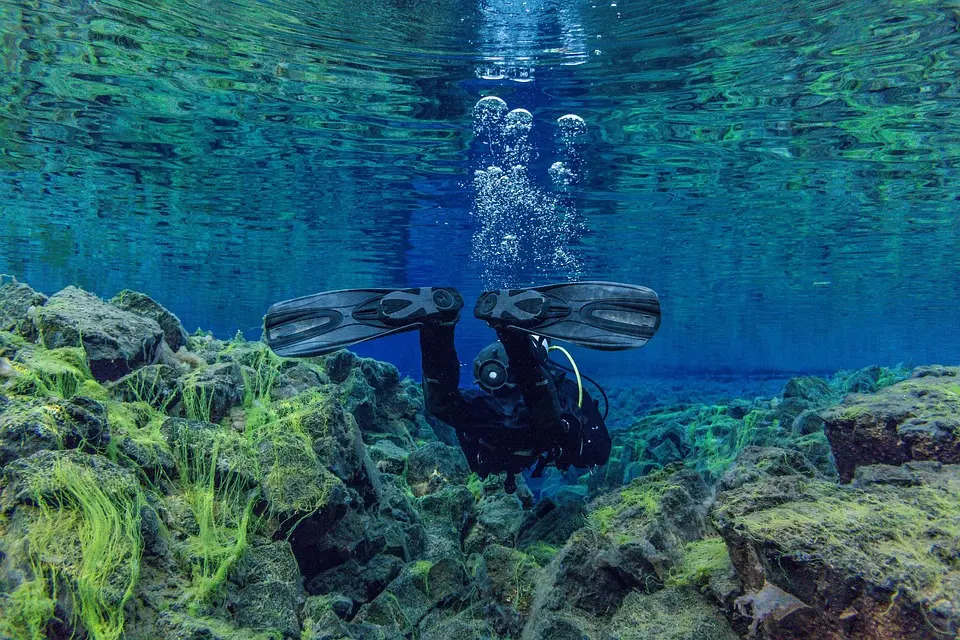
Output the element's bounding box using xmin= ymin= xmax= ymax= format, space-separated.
xmin=172 ymin=427 xmax=257 ymax=607
xmin=589 ymin=471 xmax=682 ymax=535
xmin=6 ymin=345 xmax=94 ymax=399
xmin=0 ymin=576 xmax=57 ymax=640
xmin=666 ymin=538 xmax=732 ymax=588
xmin=0 ymin=453 xmax=143 ymax=640
xmin=717 ymin=470 xmax=960 ymax=627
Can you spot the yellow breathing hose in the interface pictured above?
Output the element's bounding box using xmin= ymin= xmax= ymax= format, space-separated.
xmin=547 ymin=344 xmax=583 ymax=408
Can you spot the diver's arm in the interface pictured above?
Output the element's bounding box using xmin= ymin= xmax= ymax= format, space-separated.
xmin=495 ymin=328 xmax=561 ymax=432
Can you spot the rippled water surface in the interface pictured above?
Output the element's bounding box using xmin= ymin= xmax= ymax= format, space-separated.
xmin=2 ymin=0 xmax=959 ymax=375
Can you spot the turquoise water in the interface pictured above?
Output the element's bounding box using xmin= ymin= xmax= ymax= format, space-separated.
xmin=2 ymin=0 xmax=959 ymax=378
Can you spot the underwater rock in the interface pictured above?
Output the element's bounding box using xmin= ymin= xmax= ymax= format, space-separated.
xmin=306 ymin=554 xmax=404 ymax=607
xmin=31 ymin=286 xmax=164 ymax=382
xmin=0 ymin=280 xmax=47 ymax=336
xmin=835 ymin=364 xmax=908 ymax=395
xmin=821 ymin=366 xmax=960 ymax=482
xmin=177 ymin=361 xmax=245 ymax=424
xmin=354 ymin=556 xmax=469 ymax=631
xmin=464 ymin=492 xmax=526 ymax=552
xmin=717 ymin=446 xmax=822 ymax=491
xmin=606 ymin=586 xmax=739 ymax=640
xmin=229 ymin=540 xmax=305 ymax=638
xmin=522 ymin=469 xmax=711 ymax=637
xmin=479 ymin=544 xmax=541 ymax=615
xmin=108 ymin=363 xmax=183 ymax=411
xmin=781 ymin=375 xmax=835 ymax=405
xmin=161 ymin=417 xmax=259 ymax=489
xmin=0 ymin=449 xmax=143 ymax=640
xmin=110 ymin=289 xmax=190 ymax=352
xmin=405 ymin=442 xmax=470 ymax=497
xmin=517 ymin=498 xmax=587 ymax=550
xmin=0 ymin=395 xmax=109 ymax=465
xmin=713 ymin=461 xmax=960 ymax=639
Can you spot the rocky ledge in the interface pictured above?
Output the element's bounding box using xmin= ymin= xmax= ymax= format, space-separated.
xmin=0 ymin=278 xmax=957 ymax=640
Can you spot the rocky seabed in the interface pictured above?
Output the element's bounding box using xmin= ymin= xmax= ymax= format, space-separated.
xmin=0 ymin=279 xmax=957 ymax=640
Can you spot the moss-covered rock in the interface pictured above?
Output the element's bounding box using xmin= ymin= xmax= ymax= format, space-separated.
xmin=110 ymin=289 xmax=190 ymax=352
xmin=0 ymin=449 xmax=143 ymax=640
xmin=406 ymin=442 xmax=470 ymax=497
xmin=177 ymin=362 xmax=245 ymax=424
xmin=0 ymin=280 xmax=46 ymax=336
xmin=0 ymin=395 xmax=109 ymax=465
xmin=229 ymin=540 xmax=305 ymax=638
xmin=606 ymin=586 xmax=739 ymax=640
xmin=821 ymin=366 xmax=960 ymax=482
xmin=31 ymin=286 xmax=165 ymax=382
xmin=713 ymin=461 xmax=960 ymax=638
xmin=355 ymin=556 xmax=468 ymax=632
xmin=108 ymin=364 xmax=182 ymax=412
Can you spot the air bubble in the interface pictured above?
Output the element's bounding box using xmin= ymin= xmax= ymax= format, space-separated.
xmin=505 ymin=108 xmax=534 ymax=135
xmin=557 ymin=114 xmax=587 ymax=138
xmin=474 ymin=96 xmax=509 ymax=125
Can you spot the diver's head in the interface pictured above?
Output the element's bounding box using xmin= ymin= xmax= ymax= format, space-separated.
xmin=474 ymin=341 xmax=514 ymax=395
xmin=473 ymin=336 xmax=549 ymax=395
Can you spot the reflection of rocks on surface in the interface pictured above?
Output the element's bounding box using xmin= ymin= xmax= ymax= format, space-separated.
xmin=1 ymin=280 xmax=958 ymax=640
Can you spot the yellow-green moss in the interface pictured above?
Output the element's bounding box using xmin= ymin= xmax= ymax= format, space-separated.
xmin=7 ymin=346 xmax=93 ymax=399
xmin=8 ymin=454 xmax=144 ymax=640
xmin=0 ymin=576 xmax=57 ymax=640
xmin=589 ymin=471 xmax=681 ymax=535
xmin=718 ymin=474 xmax=960 ymax=621
xmin=667 ymin=538 xmax=732 ymax=588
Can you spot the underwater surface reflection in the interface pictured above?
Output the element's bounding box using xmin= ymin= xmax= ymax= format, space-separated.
xmin=1 ymin=0 xmax=959 ymax=376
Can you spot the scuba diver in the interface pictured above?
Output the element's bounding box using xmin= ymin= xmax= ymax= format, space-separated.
xmin=263 ymin=282 xmax=660 ymax=493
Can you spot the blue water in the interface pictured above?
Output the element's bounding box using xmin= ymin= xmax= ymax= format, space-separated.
xmin=2 ymin=0 xmax=959 ymax=383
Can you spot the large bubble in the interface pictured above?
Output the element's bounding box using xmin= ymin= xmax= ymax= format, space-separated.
xmin=473 ymin=96 xmax=509 ymax=130
xmin=557 ymin=114 xmax=587 ymax=139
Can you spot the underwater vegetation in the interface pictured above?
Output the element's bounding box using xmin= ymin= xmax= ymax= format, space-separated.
xmin=0 ymin=278 xmax=958 ymax=640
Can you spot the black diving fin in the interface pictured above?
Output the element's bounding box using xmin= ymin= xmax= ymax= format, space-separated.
xmin=264 ymin=287 xmax=463 ymax=357
xmin=473 ymin=281 xmax=660 ymax=351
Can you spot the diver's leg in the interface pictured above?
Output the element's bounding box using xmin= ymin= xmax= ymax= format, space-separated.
xmin=420 ymin=322 xmax=468 ymax=422
xmin=496 ymin=328 xmax=561 ymax=432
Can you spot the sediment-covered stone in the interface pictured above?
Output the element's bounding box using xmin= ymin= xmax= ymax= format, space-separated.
xmin=31 ymin=286 xmax=164 ymax=381
xmin=0 ymin=280 xmax=47 ymax=336
xmin=110 ymin=289 xmax=190 ymax=352
xmin=821 ymin=366 xmax=960 ymax=482
xmin=713 ymin=458 xmax=960 ymax=639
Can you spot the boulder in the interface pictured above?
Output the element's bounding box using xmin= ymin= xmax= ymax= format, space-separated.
xmin=177 ymin=362 xmax=244 ymax=424
xmin=0 ymin=281 xmax=46 ymax=336
xmin=781 ymin=376 xmax=835 ymax=406
xmin=523 ymin=469 xmax=711 ymax=634
xmin=229 ymin=540 xmax=305 ymax=639
xmin=464 ymin=492 xmax=526 ymax=552
xmin=108 ymin=364 xmax=182 ymax=411
xmin=405 ymin=442 xmax=470 ymax=497
xmin=31 ymin=286 xmax=164 ymax=381
xmin=606 ymin=587 xmax=739 ymax=640
xmin=355 ymin=556 xmax=468 ymax=631
xmin=110 ymin=290 xmax=190 ymax=352
xmin=713 ymin=461 xmax=960 ymax=639
xmin=0 ymin=395 xmax=109 ymax=465
xmin=821 ymin=367 xmax=960 ymax=482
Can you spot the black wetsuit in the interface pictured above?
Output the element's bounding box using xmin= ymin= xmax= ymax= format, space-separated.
xmin=419 ymin=323 xmax=611 ymax=479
